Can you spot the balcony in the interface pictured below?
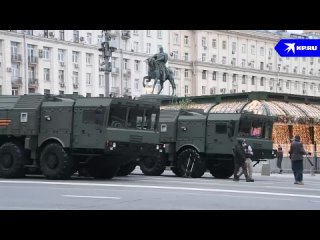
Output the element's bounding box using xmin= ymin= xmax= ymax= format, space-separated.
xmin=11 ymin=54 xmax=22 ymax=62
xmin=123 ymin=69 xmax=131 ymax=77
xmin=29 ymin=79 xmax=39 ymax=87
xmin=121 ymin=31 xmax=131 ymax=40
xmin=112 ymin=67 xmax=119 ymax=75
xmin=111 ymin=87 xmax=120 ymax=94
xmin=11 ymin=77 xmax=22 ymax=87
xmin=28 ymin=56 xmax=38 ymax=64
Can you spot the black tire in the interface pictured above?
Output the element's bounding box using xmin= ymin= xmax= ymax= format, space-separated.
xmin=208 ymin=160 xmax=234 ymax=179
xmin=40 ymin=143 xmax=75 ymax=180
xmin=117 ymin=161 xmax=137 ymax=176
xmin=177 ymin=148 xmax=206 ymax=178
xmin=88 ymin=157 xmax=119 ymax=179
xmin=0 ymin=142 xmax=26 ymax=178
xmin=140 ymin=155 xmax=166 ymax=176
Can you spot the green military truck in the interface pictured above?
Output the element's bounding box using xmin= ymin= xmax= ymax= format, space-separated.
xmin=139 ymin=108 xmax=275 ymax=178
xmin=0 ymin=94 xmax=162 ymax=180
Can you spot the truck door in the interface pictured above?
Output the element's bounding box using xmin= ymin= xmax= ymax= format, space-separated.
xmin=72 ymin=107 xmax=106 ymax=149
xmin=206 ymin=121 xmax=230 ymax=154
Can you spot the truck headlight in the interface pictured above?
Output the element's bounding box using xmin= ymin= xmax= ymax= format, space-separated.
xmin=113 ymin=142 xmax=116 ymax=148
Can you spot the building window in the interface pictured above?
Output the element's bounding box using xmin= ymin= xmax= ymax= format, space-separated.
xmin=242 ymin=75 xmax=246 ymax=84
xmin=202 ymin=70 xmax=207 ymax=79
xmin=133 ymin=30 xmax=138 ymax=35
xmin=87 ymin=33 xmax=92 ymax=44
xmin=260 ymin=47 xmax=264 ymax=56
xmin=72 ymin=51 xmax=79 ymax=63
xmin=231 ymin=58 xmax=236 ymax=66
xmin=44 ymin=30 xmax=48 ymax=38
xmin=58 ymin=49 xmax=64 ymax=62
xmin=222 ymin=40 xmax=227 ymax=50
xmin=28 ymin=66 xmax=35 ymax=82
xmin=86 ymin=73 xmax=91 ymax=85
xmin=86 ymin=53 xmax=92 ymax=65
xmin=86 ymin=93 xmax=91 ymax=98
xmin=268 ymin=48 xmax=273 ymax=58
xmin=59 ymin=90 xmax=64 ymax=95
xmin=58 ymin=70 xmax=64 ymax=83
xmin=157 ymin=30 xmax=162 ymax=39
xmin=73 ymin=30 xmax=79 ymax=43
xmin=99 ymin=74 xmax=104 ymax=87
xmin=26 ymin=30 xmax=33 ymax=35
xmin=260 ymin=62 xmax=264 ymax=70
xmin=242 ymin=44 xmax=246 ymax=54
xmin=212 ymin=71 xmax=216 ymax=80
xmin=123 ymin=59 xmax=129 ymax=69
xmin=184 ymin=69 xmax=189 ymax=78
xmin=97 ymin=35 xmax=102 ymax=44
xmin=133 ymin=41 xmax=139 ymax=52
xmin=146 ymin=43 xmax=151 ymax=54
xmin=184 ymin=52 xmax=189 ymax=61
xmin=242 ymin=59 xmax=246 ymax=67
xmin=11 ymin=42 xmax=18 ymax=56
xmin=286 ymin=81 xmax=290 ymax=89
xmin=43 ymin=47 xmax=50 ymax=60
xmin=251 ymin=45 xmax=255 ymax=55
xmin=44 ymin=89 xmax=50 ymax=94
xmin=134 ymin=60 xmax=140 ymax=72
xmin=59 ymin=30 xmax=65 ymax=41
xmin=212 ymin=39 xmax=217 ymax=48
xmin=232 ymin=42 xmax=236 ymax=53
xmin=251 ymin=76 xmax=255 ymax=85
xmin=174 ymin=68 xmax=179 ymax=78
xmin=223 ymin=73 xmax=227 ymax=82
xmin=73 ymin=71 xmax=79 ymax=85
xmin=202 ymin=53 xmax=206 ymax=62
xmin=173 ymin=51 xmax=178 ymax=59
xmin=134 ymin=79 xmax=139 ymax=90
xmin=184 ymin=36 xmax=189 ymax=45
xmin=222 ymin=56 xmax=226 ymax=64
xmin=302 ymin=67 xmax=306 ymax=74
xmin=174 ymin=33 xmax=179 ymax=44
xmin=211 ymin=55 xmax=216 ymax=63
xmin=185 ymin=85 xmax=189 ymax=95
xmin=260 ymin=77 xmax=264 ymax=86
xmin=147 ymin=30 xmax=151 ymax=37
xmin=12 ymin=88 xmax=18 ymax=96
xmin=44 ymin=68 xmax=50 ymax=82
xmin=202 ymin=86 xmax=206 ymax=95
xmin=202 ymin=37 xmax=207 ymax=47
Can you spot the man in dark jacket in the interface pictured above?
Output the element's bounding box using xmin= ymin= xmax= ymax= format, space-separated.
xmin=289 ymin=135 xmax=307 ymax=185
xmin=233 ymin=139 xmax=253 ymax=182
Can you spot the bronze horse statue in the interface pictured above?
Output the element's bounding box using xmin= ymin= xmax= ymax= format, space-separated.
xmin=143 ymin=57 xmax=176 ymax=95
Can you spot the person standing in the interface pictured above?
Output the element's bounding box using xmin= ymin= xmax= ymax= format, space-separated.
xmin=276 ymin=145 xmax=283 ymax=174
xmin=238 ymin=140 xmax=254 ymax=181
xmin=233 ymin=139 xmax=254 ymax=182
xmin=288 ymin=135 xmax=306 ymax=185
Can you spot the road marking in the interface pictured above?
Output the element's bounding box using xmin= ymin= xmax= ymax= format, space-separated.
xmin=1 ymin=179 xmax=320 ymax=200
xmin=62 ymin=195 xmax=120 ymax=199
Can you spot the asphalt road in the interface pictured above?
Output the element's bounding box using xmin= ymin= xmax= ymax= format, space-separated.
xmin=0 ymin=169 xmax=320 ymax=210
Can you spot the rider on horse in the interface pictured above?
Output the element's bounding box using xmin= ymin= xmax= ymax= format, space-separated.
xmin=151 ymin=46 xmax=168 ymax=81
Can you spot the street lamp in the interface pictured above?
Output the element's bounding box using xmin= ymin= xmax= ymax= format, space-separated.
xmin=99 ymin=30 xmax=117 ymax=97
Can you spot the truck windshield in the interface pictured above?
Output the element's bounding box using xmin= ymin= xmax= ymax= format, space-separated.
xmin=238 ymin=118 xmax=272 ymax=139
xmin=128 ymin=108 xmax=158 ymax=130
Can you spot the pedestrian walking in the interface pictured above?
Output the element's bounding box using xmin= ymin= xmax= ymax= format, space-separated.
xmin=277 ymin=145 xmax=283 ymax=174
xmin=288 ymin=135 xmax=310 ymax=185
xmin=238 ymin=140 xmax=254 ymax=181
xmin=233 ymin=139 xmax=254 ymax=182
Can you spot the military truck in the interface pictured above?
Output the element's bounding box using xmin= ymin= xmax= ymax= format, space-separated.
xmin=0 ymin=94 xmax=162 ymax=180
xmin=139 ymin=108 xmax=275 ymax=178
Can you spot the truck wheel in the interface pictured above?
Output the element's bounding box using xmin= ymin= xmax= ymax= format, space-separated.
xmin=40 ymin=143 xmax=75 ymax=180
xmin=0 ymin=142 xmax=26 ymax=178
xmin=117 ymin=161 xmax=137 ymax=176
xmin=140 ymin=155 xmax=166 ymax=176
xmin=208 ymin=160 xmax=234 ymax=179
xmin=88 ymin=157 xmax=119 ymax=179
xmin=177 ymin=148 xmax=206 ymax=178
